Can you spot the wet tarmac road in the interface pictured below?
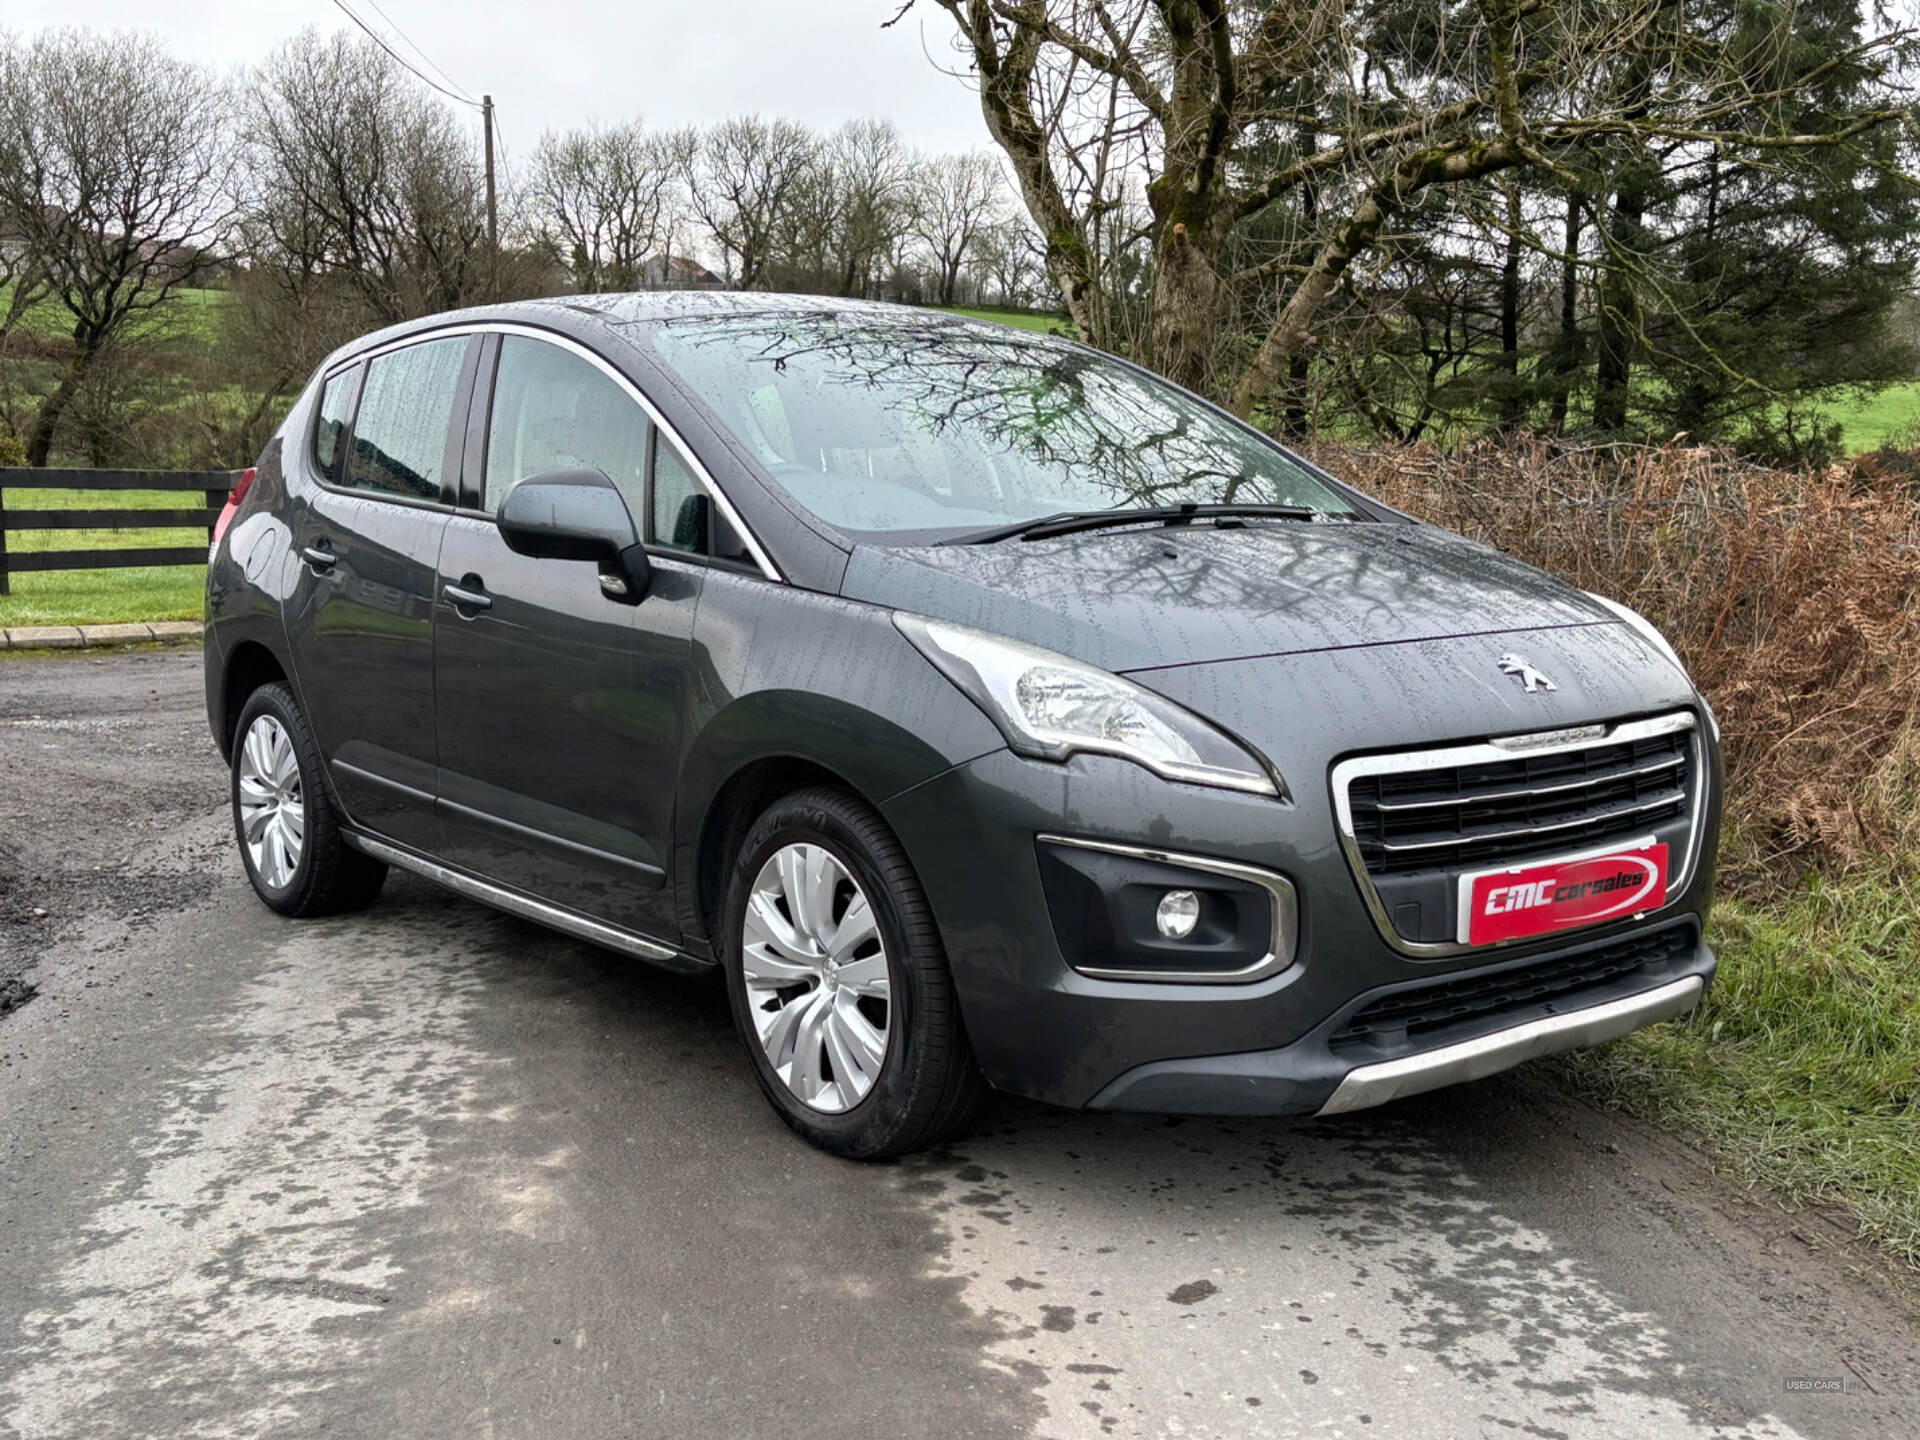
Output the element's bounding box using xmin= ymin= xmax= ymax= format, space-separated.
xmin=1 ymin=648 xmax=1915 ymax=1439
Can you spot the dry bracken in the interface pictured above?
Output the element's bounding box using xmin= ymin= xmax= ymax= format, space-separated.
xmin=1309 ymin=438 xmax=1920 ymax=875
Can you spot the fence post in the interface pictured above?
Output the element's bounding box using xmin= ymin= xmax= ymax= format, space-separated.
xmin=205 ymin=481 xmax=226 ymax=545
xmin=0 ymin=471 xmax=10 ymax=598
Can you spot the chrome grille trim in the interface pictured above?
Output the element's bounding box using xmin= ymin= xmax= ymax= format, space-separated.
xmin=1330 ymin=711 xmax=1704 ymax=959
xmin=1370 ymin=753 xmax=1685 ymax=814
xmin=1378 ymin=792 xmax=1685 ymax=855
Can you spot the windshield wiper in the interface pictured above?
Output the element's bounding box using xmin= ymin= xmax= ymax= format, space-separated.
xmin=940 ymin=502 xmax=1323 ymax=545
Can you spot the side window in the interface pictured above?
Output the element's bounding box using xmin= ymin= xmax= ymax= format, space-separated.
xmin=312 ymin=366 xmax=361 ymax=482
xmin=651 ymin=433 xmax=704 ymax=554
xmin=344 ymin=337 xmax=468 ymax=502
xmin=485 ymin=337 xmax=650 ymax=519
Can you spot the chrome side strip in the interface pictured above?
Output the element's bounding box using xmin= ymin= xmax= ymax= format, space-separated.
xmin=437 ymin=794 xmax=666 ymax=884
xmin=1329 ymin=710 xmax=1705 ymax=959
xmin=1037 ymin=834 xmax=1298 ymax=984
xmin=331 ymin=758 xmax=434 ymax=807
xmin=1316 ymin=975 xmax=1704 ymax=1115
xmin=344 ymin=831 xmax=707 ymax=972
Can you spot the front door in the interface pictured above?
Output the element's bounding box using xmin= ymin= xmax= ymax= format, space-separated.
xmin=284 ymin=334 xmax=476 ymax=851
xmin=432 ymin=333 xmax=702 ymax=939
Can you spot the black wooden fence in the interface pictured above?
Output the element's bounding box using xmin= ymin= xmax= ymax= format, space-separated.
xmin=0 ymin=468 xmax=241 ymax=596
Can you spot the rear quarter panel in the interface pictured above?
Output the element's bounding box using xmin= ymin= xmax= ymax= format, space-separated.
xmin=205 ymin=427 xmax=300 ymax=758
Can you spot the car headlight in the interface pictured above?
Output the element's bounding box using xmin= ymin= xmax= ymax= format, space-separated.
xmin=895 ymin=614 xmax=1283 ymax=798
xmin=1584 ymin=592 xmax=1689 ymax=679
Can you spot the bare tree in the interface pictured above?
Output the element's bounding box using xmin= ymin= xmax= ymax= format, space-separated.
xmin=245 ymin=30 xmax=491 ymax=331
xmin=530 ymin=120 xmax=693 ymax=291
xmin=916 ymin=1 xmax=1917 ymax=419
xmin=687 ymin=115 xmax=819 ymax=289
xmin=768 ymin=128 xmax=843 ymax=290
xmin=971 ymin=214 xmax=1052 ymax=308
xmin=0 ymin=29 xmax=234 ymax=464
xmin=826 ymin=119 xmax=914 ymax=296
xmin=0 ymin=208 xmax=51 ymax=351
xmin=910 ymin=150 xmax=1006 ymax=305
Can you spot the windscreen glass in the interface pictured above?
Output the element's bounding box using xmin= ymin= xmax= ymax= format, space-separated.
xmin=648 ymin=312 xmax=1359 ymax=540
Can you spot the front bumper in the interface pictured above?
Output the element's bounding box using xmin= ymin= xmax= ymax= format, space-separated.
xmin=1087 ymin=920 xmax=1712 ymax=1115
xmin=881 ymin=731 xmax=1720 ymax=1116
xmin=1317 ymin=974 xmax=1702 ymax=1116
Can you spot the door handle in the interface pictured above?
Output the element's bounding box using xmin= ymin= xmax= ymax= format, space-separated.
xmin=301 ymin=544 xmax=338 ymax=571
xmin=443 ymin=582 xmax=492 ymax=613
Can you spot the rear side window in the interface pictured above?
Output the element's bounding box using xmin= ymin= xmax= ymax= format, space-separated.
xmin=484 ymin=336 xmax=650 ymax=518
xmin=343 ymin=336 xmax=469 ymax=502
xmin=311 ymin=366 xmax=360 ymax=482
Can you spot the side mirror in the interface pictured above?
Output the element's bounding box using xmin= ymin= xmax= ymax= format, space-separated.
xmin=496 ymin=468 xmax=651 ymax=603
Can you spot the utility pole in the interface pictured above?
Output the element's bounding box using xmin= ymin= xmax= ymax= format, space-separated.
xmin=482 ymin=94 xmax=498 ymax=295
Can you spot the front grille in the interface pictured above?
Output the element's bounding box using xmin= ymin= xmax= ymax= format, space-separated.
xmin=1329 ymin=923 xmax=1696 ymax=1051
xmin=1347 ymin=727 xmax=1692 ymax=874
xmin=1336 ymin=714 xmax=1700 ymax=947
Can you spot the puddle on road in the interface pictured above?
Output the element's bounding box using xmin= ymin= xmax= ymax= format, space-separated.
xmin=0 ymin=922 xmax=490 ymax=1440
xmin=902 ymin=1108 xmax=1806 ymax=1440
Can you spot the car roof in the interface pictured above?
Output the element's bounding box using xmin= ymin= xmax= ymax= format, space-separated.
xmin=567 ymin=291 xmax=978 ymax=326
xmin=323 ymin=291 xmax=995 ymax=368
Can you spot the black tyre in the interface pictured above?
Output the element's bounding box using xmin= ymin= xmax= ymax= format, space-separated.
xmin=231 ymin=682 xmax=387 ymax=917
xmin=721 ymin=786 xmax=987 ymax=1158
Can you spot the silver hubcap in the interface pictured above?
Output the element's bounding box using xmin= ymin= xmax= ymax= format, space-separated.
xmin=237 ymin=714 xmax=305 ymax=890
xmin=741 ymin=842 xmax=891 ymax=1114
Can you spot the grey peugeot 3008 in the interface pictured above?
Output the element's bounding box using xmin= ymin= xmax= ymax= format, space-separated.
xmin=204 ymin=294 xmax=1720 ymax=1158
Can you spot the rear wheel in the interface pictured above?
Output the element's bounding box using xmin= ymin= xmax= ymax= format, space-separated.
xmin=722 ymin=786 xmax=986 ymax=1158
xmin=231 ymin=683 xmax=387 ymax=917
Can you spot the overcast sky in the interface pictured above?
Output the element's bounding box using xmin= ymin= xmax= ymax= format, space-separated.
xmin=6 ymin=0 xmax=991 ymax=159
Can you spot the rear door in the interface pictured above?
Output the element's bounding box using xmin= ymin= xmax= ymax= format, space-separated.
xmin=432 ymin=332 xmax=704 ymax=938
xmin=284 ymin=333 xmax=477 ymax=851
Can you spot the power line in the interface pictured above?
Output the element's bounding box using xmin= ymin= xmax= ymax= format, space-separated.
xmin=324 ymin=0 xmax=500 ymax=281
xmin=328 ymin=0 xmax=480 ymax=109
xmin=357 ymin=0 xmax=478 ymax=105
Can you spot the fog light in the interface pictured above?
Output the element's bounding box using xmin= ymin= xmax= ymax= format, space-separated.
xmin=1155 ymin=889 xmax=1201 ymax=940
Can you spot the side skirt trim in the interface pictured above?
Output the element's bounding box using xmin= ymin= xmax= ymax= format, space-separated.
xmin=344 ymin=831 xmax=712 ymax=975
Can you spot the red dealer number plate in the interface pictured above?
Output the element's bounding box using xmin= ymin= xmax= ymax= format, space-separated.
xmin=1458 ymin=837 xmax=1668 ymax=946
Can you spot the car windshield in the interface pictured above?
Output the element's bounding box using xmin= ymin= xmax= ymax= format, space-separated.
xmin=646 ymin=310 xmax=1362 ymax=541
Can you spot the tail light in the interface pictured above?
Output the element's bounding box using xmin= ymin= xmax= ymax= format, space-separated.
xmin=210 ymin=466 xmax=257 ymax=556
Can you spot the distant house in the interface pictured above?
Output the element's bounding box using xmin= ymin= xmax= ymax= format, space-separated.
xmin=637 ymin=254 xmax=723 ymax=290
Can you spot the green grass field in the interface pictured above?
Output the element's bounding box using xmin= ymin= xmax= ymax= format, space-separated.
xmin=943 ymin=306 xmax=1073 ymax=335
xmin=1560 ymin=858 xmax=1920 ymax=1266
xmin=0 ymin=486 xmax=208 ymax=628
xmin=0 ymin=280 xmax=226 ymax=354
xmin=1804 ymin=382 xmax=1920 ymax=453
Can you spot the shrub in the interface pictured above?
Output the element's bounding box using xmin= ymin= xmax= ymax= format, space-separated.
xmin=1311 ymin=437 xmax=1920 ymax=876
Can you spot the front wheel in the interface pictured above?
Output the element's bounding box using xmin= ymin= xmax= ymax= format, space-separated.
xmin=231 ymin=683 xmax=387 ymax=917
xmin=722 ymin=786 xmax=986 ymax=1158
